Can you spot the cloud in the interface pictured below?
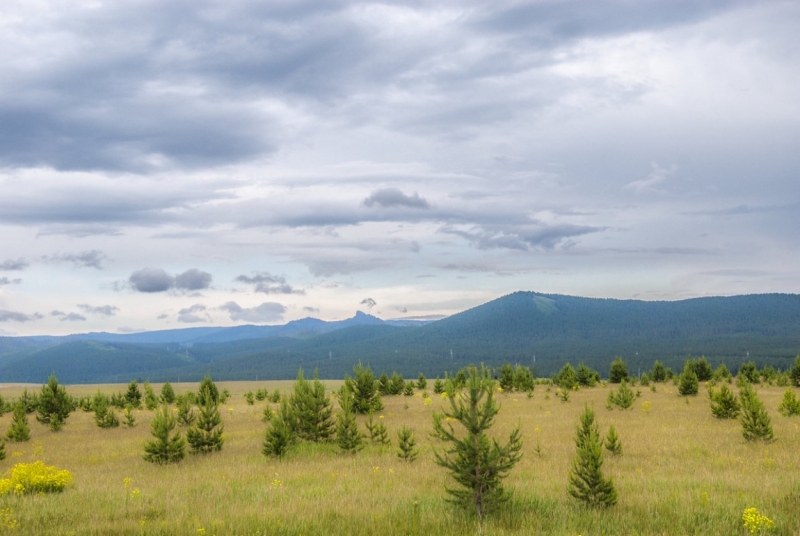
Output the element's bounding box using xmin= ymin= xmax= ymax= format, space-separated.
xmin=77 ymin=304 xmax=120 ymax=317
xmin=363 ymin=188 xmax=430 ymax=209
xmin=360 ymin=297 xmax=377 ymax=310
xmin=128 ymin=267 xmax=212 ymax=293
xmin=302 ymin=306 xmax=320 ymax=313
xmin=177 ymin=304 xmax=209 ymax=323
xmin=45 ymin=250 xmax=108 ymax=269
xmin=219 ymin=301 xmax=286 ymax=323
xmin=0 ymin=258 xmax=28 ymax=271
xmin=235 ymin=272 xmax=303 ymax=294
xmin=60 ymin=313 xmax=87 ymax=322
xmin=175 ymin=269 xmax=213 ymax=291
xmin=129 ymin=268 xmax=175 ymax=293
xmin=624 ymin=164 xmax=676 ymax=193
xmin=0 ymin=277 xmax=22 ymax=286
xmin=0 ymin=310 xmax=43 ymax=322
xmin=440 ymin=222 xmax=602 ymax=251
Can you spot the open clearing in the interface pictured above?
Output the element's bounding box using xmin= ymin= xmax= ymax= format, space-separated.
xmin=0 ymin=380 xmax=798 ymax=535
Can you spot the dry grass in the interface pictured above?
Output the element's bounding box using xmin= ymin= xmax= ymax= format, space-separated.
xmin=0 ymin=380 xmax=798 ymax=535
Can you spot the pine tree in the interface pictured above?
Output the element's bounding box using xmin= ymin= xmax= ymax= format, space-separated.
xmin=268 ymin=389 xmax=281 ymax=403
xmin=678 ymin=362 xmax=699 ymax=396
xmin=389 ymin=372 xmax=405 ymax=395
xmin=176 ymin=395 xmax=197 ymax=426
xmin=143 ymin=383 xmax=159 ymax=410
xmin=403 ymin=381 xmax=415 ymax=396
xmin=94 ymin=392 xmax=120 ymax=428
xmin=144 ymin=404 xmax=186 ymax=464
xmin=431 ymin=365 xmax=522 ymax=518
xmin=498 ymin=363 xmax=515 ymax=391
xmin=576 ymin=363 xmax=599 ymax=388
xmin=739 ymin=385 xmax=774 ymax=442
xmin=790 ymin=355 xmax=800 ymax=387
xmin=778 ymin=388 xmax=800 ymax=417
xmin=416 ymin=373 xmax=427 ymax=391
xmin=606 ymin=380 xmax=634 ymax=410
xmin=650 ymin=361 xmax=666 ymax=382
xmin=397 ymin=425 xmax=418 ymax=462
xmin=738 ymin=362 xmax=760 ymax=384
xmin=365 ymin=411 xmax=390 ymax=445
xmin=290 ymin=369 xmax=334 ymax=443
xmin=125 ymin=381 xmax=143 ymax=409
xmin=255 ymin=388 xmax=268 ymax=401
xmin=568 ymin=405 xmax=617 ymax=507
xmin=345 ymin=362 xmax=383 ymax=414
xmin=187 ymin=386 xmax=224 ymax=454
xmin=604 ymin=425 xmax=622 ymax=456
xmin=244 ymin=391 xmax=255 ymax=405
xmin=609 ymin=358 xmax=628 ymax=384
xmin=514 ymin=365 xmax=536 ymax=392
xmin=713 ymin=363 xmax=733 ymax=383
xmin=336 ymin=385 xmax=364 ymax=454
xmin=433 ymin=378 xmax=445 ymax=394
xmin=161 ymin=382 xmax=176 ymax=404
xmin=197 ymin=376 xmax=220 ymax=406
xmin=263 ymin=400 xmax=294 ymax=460
xmin=555 ymin=363 xmax=578 ymax=390
xmin=36 ymin=373 xmax=73 ymax=431
xmin=378 ymin=373 xmax=390 ymax=395
xmin=709 ymin=384 xmax=741 ymax=419
xmin=6 ymin=401 xmax=31 ymax=442
xmin=123 ymin=406 xmax=137 ymax=427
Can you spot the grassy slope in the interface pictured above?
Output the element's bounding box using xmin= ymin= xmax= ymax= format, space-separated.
xmin=0 ymin=380 xmax=798 ymax=535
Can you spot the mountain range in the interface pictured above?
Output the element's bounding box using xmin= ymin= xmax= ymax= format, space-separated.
xmin=1 ymin=292 xmax=799 ymax=384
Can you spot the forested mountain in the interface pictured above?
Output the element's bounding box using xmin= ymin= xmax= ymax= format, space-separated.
xmin=2 ymin=292 xmax=799 ymax=383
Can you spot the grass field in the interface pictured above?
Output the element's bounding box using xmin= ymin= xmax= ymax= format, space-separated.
xmin=0 ymin=380 xmax=798 ymax=535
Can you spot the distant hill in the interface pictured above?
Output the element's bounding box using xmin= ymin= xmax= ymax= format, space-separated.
xmin=2 ymin=292 xmax=799 ymax=384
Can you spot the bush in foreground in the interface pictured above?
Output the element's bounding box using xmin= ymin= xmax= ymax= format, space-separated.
xmin=0 ymin=461 xmax=73 ymax=495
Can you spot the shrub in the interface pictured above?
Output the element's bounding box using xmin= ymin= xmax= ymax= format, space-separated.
xmin=739 ymin=385 xmax=774 ymax=442
xmin=777 ymin=388 xmax=800 ymax=417
xmin=709 ymin=385 xmax=741 ymax=419
xmin=568 ymin=405 xmax=617 ymax=507
xmin=0 ymin=461 xmax=73 ymax=495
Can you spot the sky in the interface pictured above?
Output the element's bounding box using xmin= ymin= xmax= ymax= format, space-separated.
xmin=1 ymin=0 xmax=799 ymax=336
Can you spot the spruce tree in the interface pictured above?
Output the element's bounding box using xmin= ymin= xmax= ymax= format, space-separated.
xmin=739 ymin=385 xmax=774 ymax=442
xmin=125 ymin=381 xmax=143 ymax=409
xmin=6 ymin=401 xmax=31 ymax=442
xmin=431 ymin=365 xmax=522 ymax=518
xmin=161 ymin=382 xmax=176 ymax=404
xmin=678 ymin=362 xmax=699 ymax=396
xmin=290 ymin=368 xmax=334 ymax=443
xmin=604 ymin=425 xmax=622 ymax=456
xmin=609 ymin=358 xmax=628 ymax=384
xmin=336 ymin=385 xmax=364 ymax=454
xmin=397 ymin=425 xmax=418 ymax=462
xmin=345 ymin=362 xmax=383 ymax=414
xmin=37 ymin=373 xmax=73 ymax=431
xmin=709 ymin=384 xmax=741 ymax=419
xmin=263 ymin=399 xmax=294 ymax=460
xmin=187 ymin=386 xmax=224 ymax=454
xmin=144 ymin=403 xmax=186 ymax=464
xmin=568 ymin=405 xmax=617 ymax=507
xmin=778 ymin=388 xmax=800 ymax=417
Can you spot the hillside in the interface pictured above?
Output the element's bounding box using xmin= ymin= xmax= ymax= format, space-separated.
xmin=2 ymin=292 xmax=800 ymax=383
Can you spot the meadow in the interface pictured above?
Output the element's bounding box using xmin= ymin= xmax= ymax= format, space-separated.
xmin=0 ymin=379 xmax=798 ymax=535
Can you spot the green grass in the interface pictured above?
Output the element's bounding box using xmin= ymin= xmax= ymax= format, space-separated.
xmin=0 ymin=380 xmax=798 ymax=535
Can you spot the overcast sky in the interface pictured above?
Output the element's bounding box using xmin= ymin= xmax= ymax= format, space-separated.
xmin=1 ymin=0 xmax=798 ymax=336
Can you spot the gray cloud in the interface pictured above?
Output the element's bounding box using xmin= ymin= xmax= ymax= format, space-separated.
xmin=302 ymin=306 xmax=320 ymax=313
xmin=60 ymin=313 xmax=87 ymax=322
xmin=45 ymin=250 xmax=108 ymax=269
xmin=77 ymin=304 xmax=120 ymax=317
xmin=0 ymin=277 xmax=22 ymax=286
xmin=363 ymin=188 xmax=430 ymax=209
xmin=129 ymin=268 xmax=174 ymax=293
xmin=440 ymin=222 xmax=602 ymax=251
xmin=175 ymin=269 xmax=213 ymax=291
xmin=0 ymin=258 xmax=28 ymax=271
xmin=220 ymin=301 xmax=286 ymax=323
xmin=360 ymin=297 xmax=376 ymax=310
xmin=0 ymin=310 xmax=43 ymax=322
xmin=235 ymin=272 xmax=303 ymax=295
xmin=177 ymin=304 xmax=209 ymax=323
